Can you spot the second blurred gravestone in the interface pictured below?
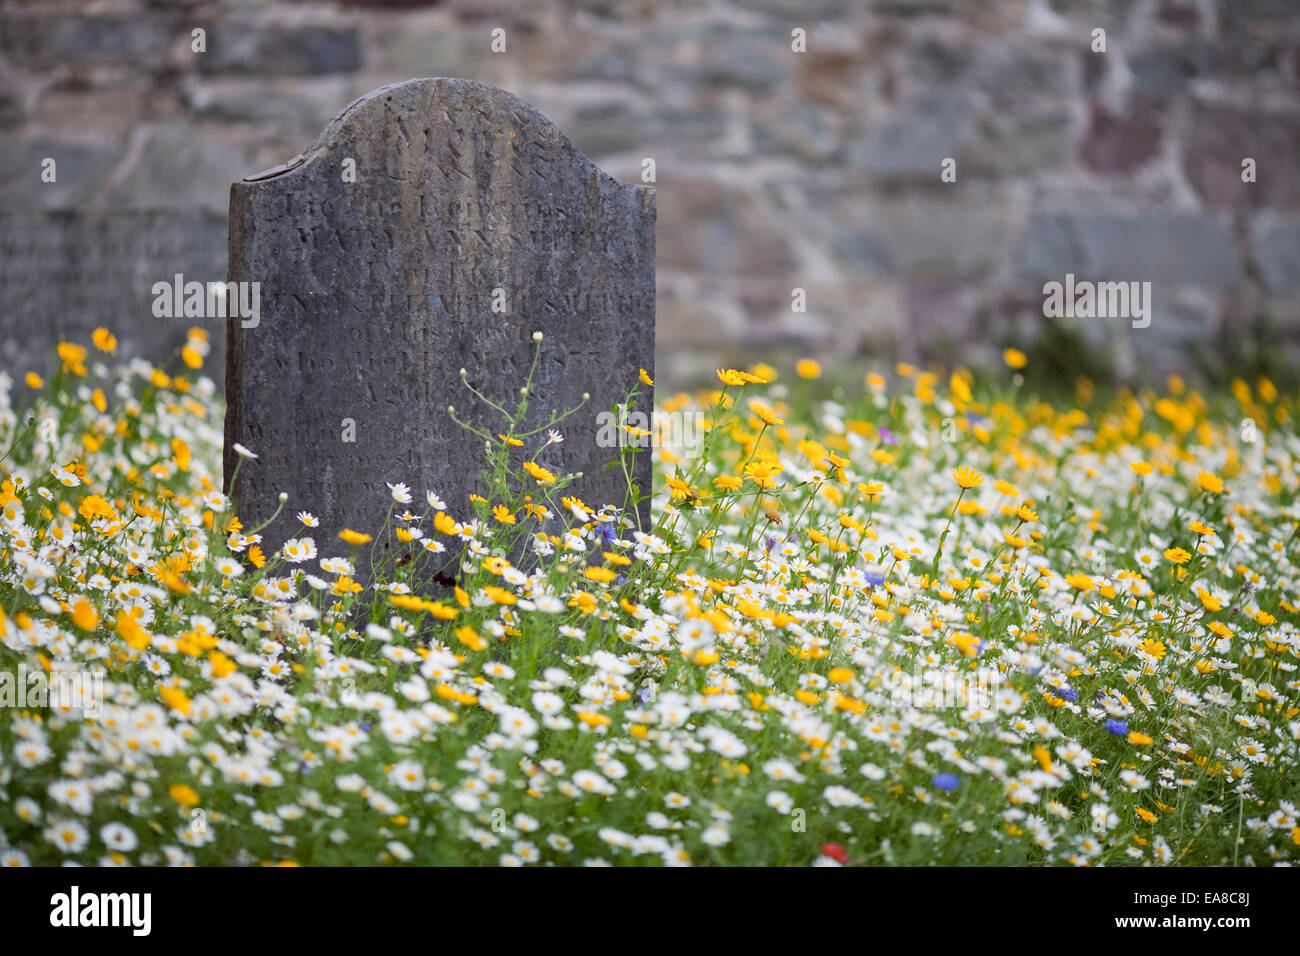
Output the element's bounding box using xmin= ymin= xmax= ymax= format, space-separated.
xmin=224 ymin=77 xmax=656 ymax=578
xmin=0 ymin=210 xmax=227 ymax=387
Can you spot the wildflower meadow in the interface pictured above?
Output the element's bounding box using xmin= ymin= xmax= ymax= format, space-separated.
xmin=1 ymin=330 xmax=1298 ymax=868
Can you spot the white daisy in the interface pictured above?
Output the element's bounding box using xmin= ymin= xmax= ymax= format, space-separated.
xmin=214 ymin=557 xmax=244 ymax=578
xmin=44 ymin=819 xmax=89 ymax=853
xmin=387 ymin=761 xmax=425 ymax=792
xmin=281 ymin=537 xmax=317 ymax=564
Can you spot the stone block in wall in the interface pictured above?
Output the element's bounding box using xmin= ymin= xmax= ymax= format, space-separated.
xmin=1252 ymin=217 xmax=1300 ymax=294
xmin=837 ymin=194 xmax=1016 ymax=279
xmin=968 ymin=103 xmax=1074 ymax=177
xmin=1079 ymin=100 xmax=1162 ymax=174
xmin=33 ymin=88 xmax=152 ymax=138
xmin=370 ymin=17 xmax=488 ymax=80
xmin=873 ymin=0 xmax=958 ymax=16
xmin=847 ymin=91 xmax=975 ymax=183
xmin=105 ymin=122 xmax=246 ymax=212
xmin=907 ymin=37 xmax=1072 ymax=99
xmin=1129 ymin=42 xmax=1209 ymax=97
xmin=572 ymin=45 xmax=643 ymax=84
xmin=689 ymin=48 xmax=789 ymax=93
xmin=1219 ymin=0 xmax=1297 ymax=29
xmin=567 ymin=102 xmax=726 ymax=158
xmin=0 ymin=95 xmax=21 ymax=128
xmin=0 ymin=14 xmax=182 ymax=67
xmin=0 ymin=64 xmax=25 ymax=127
xmin=197 ymin=23 xmax=361 ymax=75
xmin=658 ymin=181 xmax=794 ymax=276
xmin=1185 ymin=104 xmax=1300 ymax=211
xmin=1044 ymin=0 xmax=1139 ymax=29
xmin=754 ymin=102 xmax=845 ymax=163
xmin=960 ymin=0 xmax=1030 ymax=33
xmin=182 ymin=77 xmax=352 ymax=134
xmin=1018 ymin=210 xmax=1243 ymax=291
xmin=1156 ymin=1 xmax=1202 ymax=30
xmin=1129 ymin=38 xmax=1285 ymax=97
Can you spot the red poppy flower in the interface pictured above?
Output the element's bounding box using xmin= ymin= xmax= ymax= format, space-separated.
xmin=821 ymin=842 xmax=848 ymax=864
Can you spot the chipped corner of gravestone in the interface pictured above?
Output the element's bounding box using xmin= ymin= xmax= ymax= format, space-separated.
xmin=223 ymin=77 xmax=655 ymax=582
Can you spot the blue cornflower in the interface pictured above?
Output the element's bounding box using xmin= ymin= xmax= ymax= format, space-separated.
xmin=1058 ymin=686 xmax=1078 ymax=702
xmin=1104 ymin=718 xmax=1128 ymax=735
xmin=933 ymin=773 xmax=961 ymax=792
xmin=595 ymin=520 xmax=617 ymax=547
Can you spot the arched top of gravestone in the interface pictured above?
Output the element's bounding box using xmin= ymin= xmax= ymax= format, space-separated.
xmin=239 ymin=77 xmax=646 ymax=199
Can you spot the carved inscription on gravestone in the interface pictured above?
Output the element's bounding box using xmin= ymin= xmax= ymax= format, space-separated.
xmin=224 ymin=78 xmax=655 ymax=577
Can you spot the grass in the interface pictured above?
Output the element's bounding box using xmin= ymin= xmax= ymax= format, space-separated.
xmin=0 ymin=333 xmax=1297 ymax=867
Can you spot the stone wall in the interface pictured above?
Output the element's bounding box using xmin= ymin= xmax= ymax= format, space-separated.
xmin=2 ymin=0 xmax=1298 ymax=386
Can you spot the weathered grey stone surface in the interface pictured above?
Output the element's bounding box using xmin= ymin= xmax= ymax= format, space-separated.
xmin=0 ymin=211 xmax=228 ymax=387
xmin=105 ymin=122 xmax=246 ymax=213
xmin=1018 ymin=211 xmax=1243 ymax=290
xmin=197 ymin=23 xmax=362 ymax=76
xmin=1252 ymin=218 xmax=1300 ymax=294
xmin=4 ymin=0 xmax=1295 ymax=388
xmin=224 ymin=78 xmax=655 ymax=579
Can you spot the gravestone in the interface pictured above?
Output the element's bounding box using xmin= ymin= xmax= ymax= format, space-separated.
xmin=224 ymin=78 xmax=655 ymax=579
xmin=0 ymin=210 xmax=228 ymax=388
